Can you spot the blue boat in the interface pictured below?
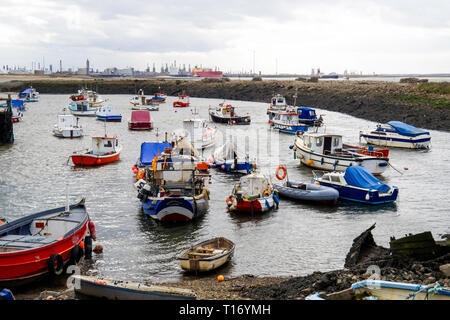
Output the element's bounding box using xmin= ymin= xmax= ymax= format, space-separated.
xmin=360 ymin=121 xmax=431 ymax=149
xmin=135 ymin=139 xmax=210 ymax=223
xmin=68 ymin=100 xmax=97 ymax=116
xmin=18 ymin=87 xmax=39 ymax=102
xmin=0 ymin=99 xmax=26 ymax=111
xmin=96 ymin=105 xmax=122 ymax=122
xmin=295 ymin=106 xmax=323 ymax=126
xmin=211 ymin=140 xmax=255 ymax=174
xmin=313 ymin=166 xmax=398 ymax=205
xmin=271 ymin=111 xmax=309 ymax=134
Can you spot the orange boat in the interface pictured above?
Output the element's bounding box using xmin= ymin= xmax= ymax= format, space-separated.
xmin=71 ymin=136 xmax=122 ymax=166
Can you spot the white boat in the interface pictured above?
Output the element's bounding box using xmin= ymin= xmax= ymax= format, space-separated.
xmin=130 ymin=89 xmax=160 ymax=111
xmin=76 ymin=89 xmax=104 ymax=107
xmin=359 ymin=121 xmax=431 ymax=149
xmin=267 ymin=94 xmax=288 ymax=120
xmin=96 ymin=105 xmax=122 ymax=122
xmin=292 ymin=131 xmax=389 ymax=175
xmin=271 ymin=111 xmax=309 ymax=134
xmin=352 ymin=280 xmax=450 ymax=300
xmin=211 ymin=139 xmax=256 ymax=174
xmin=18 ymin=87 xmax=39 ymax=102
xmin=53 ymin=114 xmax=83 ymax=138
xmin=172 ymin=110 xmax=216 ymax=150
xmin=68 ymin=100 xmax=97 ymax=116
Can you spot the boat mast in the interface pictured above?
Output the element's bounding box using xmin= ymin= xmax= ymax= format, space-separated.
xmin=65 ymin=184 xmax=70 ymax=213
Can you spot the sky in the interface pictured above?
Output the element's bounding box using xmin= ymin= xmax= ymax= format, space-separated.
xmin=0 ymin=0 xmax=449 ymax=74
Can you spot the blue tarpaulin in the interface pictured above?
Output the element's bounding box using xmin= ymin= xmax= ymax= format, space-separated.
xmin=387 ymin=121 xmax=429 ymax=137
xmin=297 ymin=107 xmax=317 ymax=120
xmin=139 ymin=142 xmax=171 ymax=166
xmin=12 ymin=100 xmax=24 ymax=107
xmin=344 ymin=166 xmax=390 ymax=192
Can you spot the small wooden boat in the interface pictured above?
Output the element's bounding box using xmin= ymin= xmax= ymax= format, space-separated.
xmin=72 ymin=275 xmax=196 ymax=300
xmin=389 ymin=231 xmax=450 ymax=260
xmin=178 ymin=237 xmax=235 ymax=272
xmin=173 ymin=95 xmax=190 ymax=107
xmin=227 ymin=172 xmax=279 ymax=214
xmin=360 ymin=121 xmax=431 ymax=149
xmin=0 ymin=199 xmax=92 ymax=286
xmin=313 ymin=166 xmax=399 ymax=205
xmin=209 ymin=103 xmax=250 ymax=125
xmin=70 ymin=136 xmax=121 ymax=166
xmin=96 ymin=105 xmax=122 ymax=122
xmin=128 ymin=110 xmax=153 ymax=130
xmin=53 ymin=114 xmax=83 ymax=138
xmin=352 ymin=280 xmax=450 ymax=300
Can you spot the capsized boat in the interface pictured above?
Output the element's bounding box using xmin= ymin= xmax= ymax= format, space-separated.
xmin=359 ymin=121 xmax=431 ymax=149
xmin=352 ymin=280 xmax=450 ymax=300
xmin=68 ymin=100 xmax=97 ymax=117
xmin=172 ymin=117 xmax=216 ymax=150
xmin=271 ymin=111 xmax=309 ymax=134
xmin=135 ymin=138 xmax=211 ymax=223
xmin=211 ymin=139 xmax=255 ymax=174
xmin=128 ymin=110 xmax=153 ymax=130
xmin=18 ymin=87 xmax=39 ymax=102
xmin=71 ymin=275 xmax=196 ymax=300
xmin=53 ymin=114 xmax=83 ymax=138
xmin=267 ymin=94 xmax=288 ymax=121
xmin=209 ymin=103 xmax=250 ymax=125
xmin=273 ymin=165 xmax=338 ymax=204
xmin=129 ymin=89 xmax=160 ymax=111
xmin=173 ymin=95 xmax=190 ymax=107
xmin=178 ymin=237 xmax=235 ymax=273
xmin=0 ymin=198 xmax=95 ymax=286
xmin=313 ymin=166 xmax=399 ymax=205
xmin=70 ymin=135 xmax=121 ymax=166
xmin=226 ymin=172 xmax=279 ymax=214
xmin=96 ymin=105 xmax=122 ymax=122
xmin=292 ymin=131 xmax=389 ymax=175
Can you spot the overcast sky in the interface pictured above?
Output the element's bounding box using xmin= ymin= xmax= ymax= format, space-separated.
xmin=0 ymin=0 xmax=449 ymax=74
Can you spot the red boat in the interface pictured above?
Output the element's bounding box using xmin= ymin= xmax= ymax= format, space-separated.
xmin=173 ymin=95 xmax=190 ymax=107
xmin=71 ymin=136 xmax=122 ymax=166
xmin=128 ymin=110 xmax=153 ymax=130
xmin=342 ymin=144 xmax=389 ymax=158
xmin=0 ymin=199 xmax=95 ymax=286
xmin=191 ymin=68 xmax=223 ymax=79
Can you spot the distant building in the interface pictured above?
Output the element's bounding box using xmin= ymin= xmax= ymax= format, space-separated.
xmin=86 ymin=59 xmax=90 ymax=75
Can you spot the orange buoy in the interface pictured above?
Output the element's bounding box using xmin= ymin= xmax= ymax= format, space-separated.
xmin=79 ymin=241 xmax=85 ymax=249
xmin=217 ymin=275 xmax=224 ymax=282
xmin=275 ymin=165 xmax=287 ymax=180
xmin=96 ymin=159 xmax=101 ymax=164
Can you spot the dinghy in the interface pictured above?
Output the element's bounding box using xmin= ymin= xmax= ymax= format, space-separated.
xmin=178 ymin=237 xmax=235 ymax=273
xmin=0 ymin=199 xmax=93 ymax=286
xmin=70 ymin=136 xmax=121 ymax=166
xmin=71 ymin=275 xmax=196 ymax=300
xmin=313 ymin=166 xmax=399 ymax=205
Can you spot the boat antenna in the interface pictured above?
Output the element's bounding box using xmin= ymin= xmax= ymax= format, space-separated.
xmin=65 ymin=184 xmax=70 ymax=213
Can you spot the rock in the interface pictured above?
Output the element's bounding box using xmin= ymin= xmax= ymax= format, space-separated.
xmin=439 ymin=264 xmax=450 ymax=277
xmin=93 ymin=244 xmax=103 ymax=254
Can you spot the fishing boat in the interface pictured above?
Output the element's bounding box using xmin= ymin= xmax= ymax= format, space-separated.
xmin=359 ymin=121 xmax=431 ymax=149
xmin=18 ymin=87 xmax=39 ymax=102
xmin=96 ymin=105 xmax=122 ymax=122
xmin=226 ymin=172 xmax=279 ymax=214
xmin=352 ymin=280 xmax=450 ymax=300
xmin=172 ymin=111 xmax=216 ymax=150
xmin=313 ymin=166 xmax=399 ymax=205
xmin=271 ymin=111 xmax=309 ymax=134
xmin=132 ymin=140 xmax=172 ymax=176
xmin=68 ymin=100 xmax=98 ymax=117
xmin=149 ymin=92 xmax=166 ymax=104
xmin=342 ymin=144 xmax=389 ymax=158
xmin=129 ymin=89 xmax=160 ymax=111
xmin=209 ymin=103 xmax=251 ymax=125
xmin=267 ymin=94 xmax=289 ymax=121
xmin=11 ymin=107 xmax=23 ymax=123
xmin=211 ymin=139 xmax=255 ymax=174
xmin=70 ymin=135 xmax=121 ymax=166
xmin=71 ymin=275 xmax=196 ymax=300
xmin=128 ymin=110 xmax=153 ymax=130
xmin=135 ymin=138 xmax=211 ymax=223
xmin=292 ymin=131 xmax=389 ymax=175
xmin=173 ymin=95 xmax=190 ymax=107
xmin=0 ymin=198 xmax=94 ymax=286
xmin=53 ymin=114 xmax=83 ymax=138
xmin=74 ymin=89 xmax=104 ymax=107
xmin=178 ymin=237 xmax=235 ymax=273
xmin=273 ymin=165 xmax=339 ymax=204
xmin=296 ymin=106 xmax=323 ymax=126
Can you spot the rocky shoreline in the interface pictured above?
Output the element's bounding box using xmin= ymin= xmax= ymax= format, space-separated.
xmin=1 ymin=77 xmax=449 ymax=131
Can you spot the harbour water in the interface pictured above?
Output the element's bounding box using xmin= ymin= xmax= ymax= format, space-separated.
xmin=0 ymin=94 xmax=449 ymax=286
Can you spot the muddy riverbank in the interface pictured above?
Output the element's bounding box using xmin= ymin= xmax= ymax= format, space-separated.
xmin=1 ymin=78 xmax=449 ymax=131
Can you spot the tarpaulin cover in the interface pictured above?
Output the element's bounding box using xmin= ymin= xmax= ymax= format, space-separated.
xmin=297 ymin=107 xmax=317 ymax=120
xmin=12 ymin=100 xmax=24 ymax=107
xmin=344 ymin=166 xmax=390 ymax=192
xmin=131 ymin=110 xmax=150 ymax=122
xmin=139 ymin=142 xmax=171 ymax=165
xmin=387 ymin=121 xmax=429 ymax=137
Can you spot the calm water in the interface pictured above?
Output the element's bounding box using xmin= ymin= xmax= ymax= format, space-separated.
xmin=1 ymin=94 xmax=449 ymax=285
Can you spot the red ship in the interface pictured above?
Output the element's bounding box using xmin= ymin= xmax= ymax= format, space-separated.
xmin=191 ymin=67 xmax=223 ymax=79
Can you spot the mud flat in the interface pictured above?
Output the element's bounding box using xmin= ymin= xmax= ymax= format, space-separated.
xmin=1 ymin=77 xmax=449 ymax=131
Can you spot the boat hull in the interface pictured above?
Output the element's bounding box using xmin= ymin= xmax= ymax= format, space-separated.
xmin=209 ymin=112 xmax=251 ymax=125
xmin=272 ymin=121 xmax=309 ymax=134
xmin=360 ymin=132 xmax=431 ymax=149
xmin=230 ymin=195 xmax=275 ymax=214
xmin=71 ymin=152 xmax=120 ymax=166
xmin=214 ymin=161 xmax=253 ymax=174
xmin=274 ymin=182 xmax=339 ymax=203
xmin=128 ymin=122 xmax=153 ymax=130
xmin=173 ymin=102 xmax=190 ymax=107
xmin=53 ymin=129 xmax=83 ymax=138
xmin=142 ymin=197 xmax=208 ymax=222
xmin=96 ymin=115 xmax=122 ymax=122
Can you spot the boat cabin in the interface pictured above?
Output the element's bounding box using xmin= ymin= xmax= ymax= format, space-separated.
xmin=302 ymin=133 xmax=343 ymax=155
xmin=177 ymin=95 xmax=189 ymax=102
xmin=270 ymin=94 xmax=287 ymax=109
xmin=273 ymin=112 xmax=301 ymax=124
xmin=235 ymin=173 xmax=270 ymax=198
xmin=70 ymin=100 xmax=91 ymax=111
xmin=296 ymin=107 xmax=317 ymax=120
xmin=97 ymin=105 xmax=118 ymax=115
xmin=217 ymin=104 xmax=235 ymax=117
xmin=91 ymin=136 xmax=119 ymax=155
xmin=57 ymin=114 xmax=79 ymax=129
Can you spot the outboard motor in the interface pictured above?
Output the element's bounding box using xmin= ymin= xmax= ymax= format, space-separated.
xmin=137 ymin=182 xmax=151 ymax=202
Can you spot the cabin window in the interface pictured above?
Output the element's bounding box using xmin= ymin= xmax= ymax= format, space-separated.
xmin=104 ymin=141 xmax=112 ymax=147
xmin=116 ymin=140 xmax=118 ymax=146
xmin=330 ymin=176 xmax=341 ymax=183
xmin=310 ymin=111 xmax=315 ymax=117
xmin=306 ymin=137 xmax=312 ymax=148
xmin=277 ymin=98 xmax=284 ymax=103
xmin=333 ymin=138 xmax=340 ymax=147
xmin=316 ymin=137 xmax=323 ymax=146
